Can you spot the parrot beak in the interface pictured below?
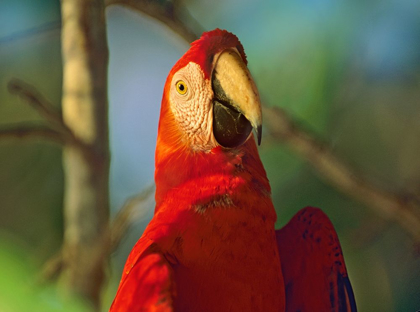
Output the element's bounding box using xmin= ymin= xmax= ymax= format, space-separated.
xmin=212 ymin=49 xmax=263 ymax=148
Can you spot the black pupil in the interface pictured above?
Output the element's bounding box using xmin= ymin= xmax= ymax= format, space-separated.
xmin=179 ymin=83 xmax=184 ymax=91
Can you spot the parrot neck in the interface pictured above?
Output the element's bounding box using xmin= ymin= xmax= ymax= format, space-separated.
xmin=154 ymin=131 xmax=273 ymax=216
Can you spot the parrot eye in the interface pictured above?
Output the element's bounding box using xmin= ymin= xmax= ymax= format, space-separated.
xmin=176 ymin=80 xmax=188 ymax=95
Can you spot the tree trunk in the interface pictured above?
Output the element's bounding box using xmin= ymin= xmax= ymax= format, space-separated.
xmin=60 ymin=0 xmax=110 ymax=308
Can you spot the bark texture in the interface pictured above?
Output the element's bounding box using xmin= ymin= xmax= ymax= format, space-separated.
xmin=60 ymin=0 xmax=110 ymax=307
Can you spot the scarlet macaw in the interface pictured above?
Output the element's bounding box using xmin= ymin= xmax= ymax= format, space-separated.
xmin=110 ymin=29 xmax=356 ymax=312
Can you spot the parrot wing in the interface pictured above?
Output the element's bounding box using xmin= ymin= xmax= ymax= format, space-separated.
xmin=110 ymin=237 xmax=175 ymax=312
xmin=276 ymin=207 xmax=357 ymax=312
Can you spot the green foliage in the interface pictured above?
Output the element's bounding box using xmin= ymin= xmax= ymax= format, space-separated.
xmin=0 ymin=236 xmax=89 ymax=312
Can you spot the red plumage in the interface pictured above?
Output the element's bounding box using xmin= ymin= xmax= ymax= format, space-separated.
xmin=110 ymin=29 xmax=356 ymax=312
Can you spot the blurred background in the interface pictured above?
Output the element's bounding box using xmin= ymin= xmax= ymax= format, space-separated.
xmin=1 ymin=0 xmax=420 ymax=310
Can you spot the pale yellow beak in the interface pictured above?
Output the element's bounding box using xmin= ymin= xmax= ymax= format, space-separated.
xmin=212 ymin=49 xmax=263 ymax=146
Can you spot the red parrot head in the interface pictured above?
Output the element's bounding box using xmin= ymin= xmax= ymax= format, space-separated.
xmin=158 ymin=29 xmax=262 ymax=153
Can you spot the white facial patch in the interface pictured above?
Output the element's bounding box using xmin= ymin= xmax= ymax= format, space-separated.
xmin=169 ymin=62 xmax=216 ymax=151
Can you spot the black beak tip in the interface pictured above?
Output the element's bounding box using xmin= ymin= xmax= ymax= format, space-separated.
xmin=256 ymin=125 xmax=262 ymax=146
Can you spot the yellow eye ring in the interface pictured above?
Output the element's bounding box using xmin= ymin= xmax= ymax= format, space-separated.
xmin=176 ymin=80 xmax=188 ymax=95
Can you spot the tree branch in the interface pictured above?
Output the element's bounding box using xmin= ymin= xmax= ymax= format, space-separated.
xmin=0 ymin=20 xmax=60 ymax=46
xmin=263 ymin=106 xmax=420 ymax=243
xmin=0 ymin=125 xmax=65 ymax=143
xmin=105 ymin=0 xmax=201 ymax=43
xmin=41 ymin=251 xmax=64 ymax=283
xmin=41 ymin=184 xmax=154 ymax=283
xmin=110 ymin=184 xmax=155 ymax=251
xmin=5 ymin=79 xmax=80 ymax=146
xmin=8 ymin=79 xmax=68 ymax=131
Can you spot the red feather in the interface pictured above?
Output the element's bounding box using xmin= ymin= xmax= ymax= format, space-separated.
xmin=110 ymin=238 xmax=174 ymax=311
xmin=110 ymin=29 xmax=356 ymax=312
xmin=276 ymin=207 xmax=357 ymax=312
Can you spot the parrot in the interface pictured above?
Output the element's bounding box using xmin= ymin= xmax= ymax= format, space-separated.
xmin=110 ymin=29 xmax=357 ymax=312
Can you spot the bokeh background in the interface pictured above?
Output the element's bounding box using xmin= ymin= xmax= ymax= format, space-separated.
xmin=1 ymin=0 xmax=420 ymax=311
